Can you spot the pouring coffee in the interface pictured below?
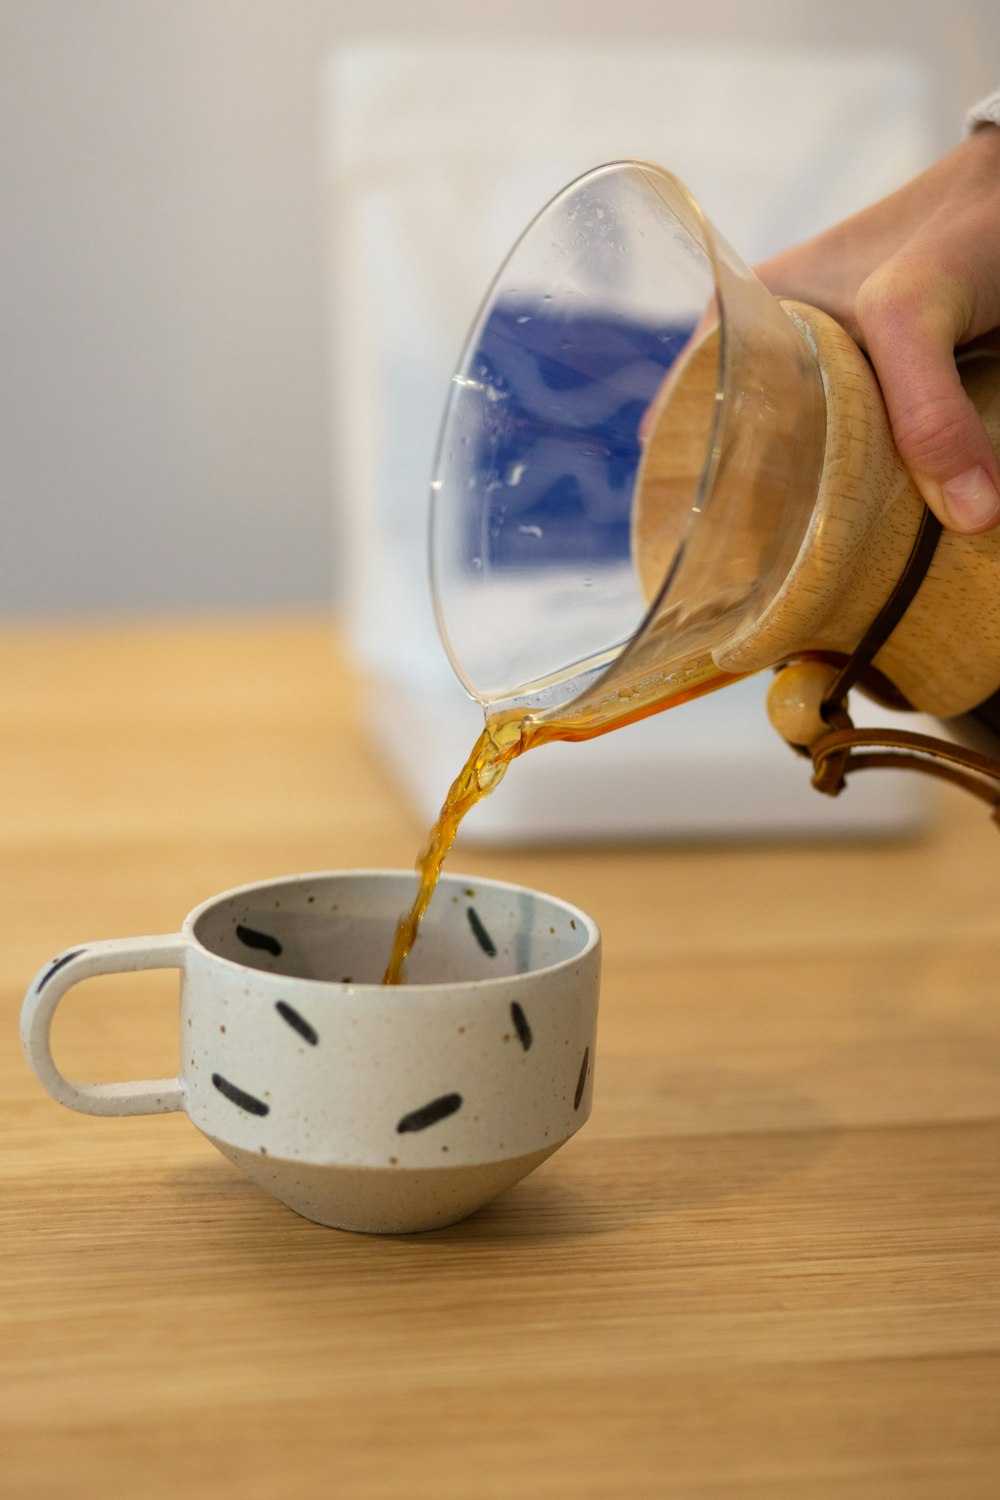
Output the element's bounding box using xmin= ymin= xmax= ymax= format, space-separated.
xmin=386 ymin=159 xmax=1000 ymax=981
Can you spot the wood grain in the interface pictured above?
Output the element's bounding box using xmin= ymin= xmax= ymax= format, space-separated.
xmin=718 ymin=307 xmax=1000 ymax=719
xmin=1 ymin=617 xmax=998 ymax=1499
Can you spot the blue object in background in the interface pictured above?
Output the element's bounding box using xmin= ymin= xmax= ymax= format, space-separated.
xmin=462 ymin=304 xmax=692 ymax=570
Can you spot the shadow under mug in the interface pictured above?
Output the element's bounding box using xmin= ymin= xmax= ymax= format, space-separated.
xmin=20 ymin=870 xmax=601 ymax=1233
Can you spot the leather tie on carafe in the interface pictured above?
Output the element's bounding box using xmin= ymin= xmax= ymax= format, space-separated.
xmin=789 ymin=505 xmax=1000 ymax=824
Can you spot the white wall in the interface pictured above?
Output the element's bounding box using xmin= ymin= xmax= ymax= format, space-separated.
xmin=1 ymin=0 xmax=995 ymax=617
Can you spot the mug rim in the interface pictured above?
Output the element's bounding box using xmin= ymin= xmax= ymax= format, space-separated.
xmin=181 ymin=867 xmax=601 ymax=993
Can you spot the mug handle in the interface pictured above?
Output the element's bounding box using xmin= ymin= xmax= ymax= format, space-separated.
xmin=20 ymin=936 xmax=188 ymax=1116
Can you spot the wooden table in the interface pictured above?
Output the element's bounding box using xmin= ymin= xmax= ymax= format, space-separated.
xmin=2 ymin=617 xmax=998 ymax=1499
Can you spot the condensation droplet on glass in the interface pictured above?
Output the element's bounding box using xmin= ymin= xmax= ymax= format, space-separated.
xmin=506 ymin=461 xmax=525 ymax=486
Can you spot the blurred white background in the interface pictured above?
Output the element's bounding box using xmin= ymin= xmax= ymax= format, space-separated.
xmin=1 ymin=0 xmax=997 ymax=619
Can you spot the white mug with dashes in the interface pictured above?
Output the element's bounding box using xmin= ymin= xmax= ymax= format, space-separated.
xmin=20 ymin=870 xmax=600 ymax=1233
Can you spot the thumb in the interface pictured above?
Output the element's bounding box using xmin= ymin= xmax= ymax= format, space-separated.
xmin=856 ymin=270 xmax=1000 ymax=534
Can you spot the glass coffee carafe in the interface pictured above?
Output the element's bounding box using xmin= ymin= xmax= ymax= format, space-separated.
xmin=429 ymin=160 xmax=1000 ymax=810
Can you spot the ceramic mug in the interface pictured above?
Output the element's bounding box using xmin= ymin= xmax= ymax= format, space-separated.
xmin=20 ymin=870 xmax=600 ymax=1233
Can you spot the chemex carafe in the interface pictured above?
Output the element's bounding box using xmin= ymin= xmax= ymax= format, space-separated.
xmin=429 ymin=160 xmax=1000 ymax=817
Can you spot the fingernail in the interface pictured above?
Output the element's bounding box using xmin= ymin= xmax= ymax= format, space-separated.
xmin=941 ymin=466 xmax=1000 ymax=531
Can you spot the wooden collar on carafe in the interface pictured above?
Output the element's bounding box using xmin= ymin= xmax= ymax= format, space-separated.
xmin=775 ymin=505 xmax=1000 ymax=824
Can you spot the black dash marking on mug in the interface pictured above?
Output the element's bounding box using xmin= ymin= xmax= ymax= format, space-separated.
xmin=37 ymin=949 xmax=86 ymax=992
xmin=396 ymin=1093 xmax=463 ymax=1134
xmin=212 ymin=1073 xmax=270 ymax=1117
xmin=236 ymin=924 xmax=282 ymax=957
xmin=510 ymin=1001 xmax=533 ymax=1051
xmin=467 ymin=906 xmax=497 ymax=957
xmin=275 ymin=1000 xmax=318 ymax=1046
xmin=574 ymin=1048 xmax=590 ymax=1111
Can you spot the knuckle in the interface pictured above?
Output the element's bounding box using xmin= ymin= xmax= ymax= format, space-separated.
xmin=855 ymin=269 xmax=918 ymax=331
xmin=891 ymin=394 xmax=974 ymax=473
xmin=856 ymin=258 xmax=973 ymax=348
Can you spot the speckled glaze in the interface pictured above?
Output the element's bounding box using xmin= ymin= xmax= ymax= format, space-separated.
xmin=20 ymin=871 xmax=601 ymax=1233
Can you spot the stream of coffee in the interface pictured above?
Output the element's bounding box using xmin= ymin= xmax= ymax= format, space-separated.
xmin=382 ymin=665 xmax=742 ymax=984
xmin=381 ymin=707 xmax=524 ymax=985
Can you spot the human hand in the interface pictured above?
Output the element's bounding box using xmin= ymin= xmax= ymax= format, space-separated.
xmin=755 ymin=124 xmax=1000 ymax=534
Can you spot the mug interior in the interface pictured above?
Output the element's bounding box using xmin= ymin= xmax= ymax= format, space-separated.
xmin=190 ymin=871 xmax=595 ymax=986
